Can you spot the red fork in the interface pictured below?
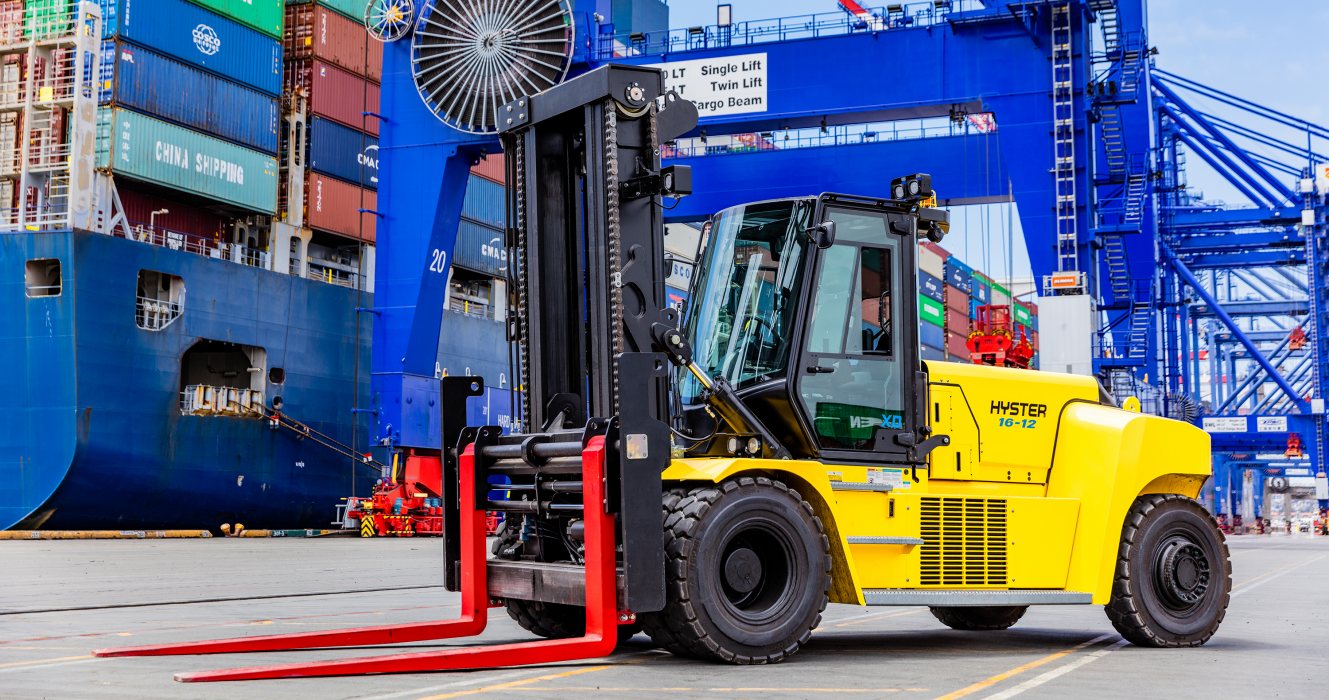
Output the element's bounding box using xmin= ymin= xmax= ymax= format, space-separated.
xmin=96 ymin=437 xmax=621 ymax=682
xmin=94 ymin=447 xmax=490 ymax=659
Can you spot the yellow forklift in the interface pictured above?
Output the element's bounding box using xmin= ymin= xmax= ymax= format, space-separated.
xmin=96 ymin=65 xmax=1228 ymax=681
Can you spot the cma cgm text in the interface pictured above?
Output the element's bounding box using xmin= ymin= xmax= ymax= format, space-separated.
xmin=154 ymin=141 xmax=245 ymax=185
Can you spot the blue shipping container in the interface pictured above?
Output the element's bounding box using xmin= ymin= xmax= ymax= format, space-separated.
xmin=307 ymin=117 xmax=378 ymax=190
xmin=918 ymin=270 xmax=944 ymax=304
xmin=920 ymin=344 xmax=945 ymax=362
xmin=945 ymin=258 xmax=972 ymax=293
xmin=462 ymin=175 xmax=505 ymax=229
xmin=101 ymin=0 xmax=283 ymax=96
xmin=972 ymin=279 xmax=990 ymax=304
xmin=920 ymin=322 xmax=945 ymax=350
xmin=969 ymin=297 xmax=980 ymax=319
xmin=100 ymin=41 xmax=279 ymax=155
xmin=454 ymin=219 xmax=508 ymax=276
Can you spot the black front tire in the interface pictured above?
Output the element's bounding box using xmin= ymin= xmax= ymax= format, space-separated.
xmin=638 ymin=477 xmax=832 ymax=665
xmin=929 ymin=605 xmax=1027 ymax=631
xmin=1106 ymin=494 xmax=1230 ymax=647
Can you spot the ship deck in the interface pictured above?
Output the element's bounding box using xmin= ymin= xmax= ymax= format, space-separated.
xmin=1 ymin=535 xmax=1326 ymax=699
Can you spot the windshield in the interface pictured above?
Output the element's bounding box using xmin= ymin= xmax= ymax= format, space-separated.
xmin=681 ymin=199 xmax=811 ymax=402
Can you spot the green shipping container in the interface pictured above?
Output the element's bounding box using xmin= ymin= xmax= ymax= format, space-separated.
xmin=308 ymin=0 xmax=371 ymax=22
xmin=1013 ymin=303 xmax=1032 ymax=327
xmin=919 ymin=294 xmax=945 ymax=327
xmin=187 ymin=0 xmax=285 ymax=39
xmin=97 ymin=108 xmax=278 ymax=214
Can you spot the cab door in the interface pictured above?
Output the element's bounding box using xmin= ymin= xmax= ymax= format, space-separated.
xmin=795 ymin=204 xmax=919 ymax=461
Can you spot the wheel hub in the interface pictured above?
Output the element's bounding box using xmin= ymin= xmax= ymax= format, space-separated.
xmin=1157 ymin=538 xmax=1210 ymax=607
xmin=724 ymin=547 xmax=763 ymax=593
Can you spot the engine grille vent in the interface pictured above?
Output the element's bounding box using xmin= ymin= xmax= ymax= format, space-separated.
xmin=919 ymin=497 xmax=1008 ymax=586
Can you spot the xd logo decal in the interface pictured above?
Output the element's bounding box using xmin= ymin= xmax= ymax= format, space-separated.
xmin=193 ymin=24 xmax=220 ymax=56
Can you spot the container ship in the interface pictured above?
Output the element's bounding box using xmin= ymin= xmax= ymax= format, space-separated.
xmin=0 ymin=0 xmax=515 ymax=531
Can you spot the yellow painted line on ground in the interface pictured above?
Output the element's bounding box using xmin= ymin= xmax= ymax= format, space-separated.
xmin=931 ymin=634 xmax=1113 ymax=700
xmin=0 ymin=655 xmax=90 ymax=669
xmin=413 ymin=659 xmax=647 ymax=700
xmin=515 ymin=687 xmax=932 ymax=693
xmin=1233 ymin=552 xmax=1325 ymax=589
xmin=1 ymin=647 xmax=93 ymax=650
xmin=834 ymin=609 xmax=925 ymax=627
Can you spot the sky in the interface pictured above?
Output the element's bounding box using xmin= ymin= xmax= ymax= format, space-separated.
xmin=657 ymin=0 xmax=1329 ymax=282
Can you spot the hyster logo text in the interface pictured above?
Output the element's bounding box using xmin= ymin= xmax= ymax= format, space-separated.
xmin=990 ymin=400 xmax=1047 ymax=418
xmin=193 ymin=24 xmax=220 ymax=56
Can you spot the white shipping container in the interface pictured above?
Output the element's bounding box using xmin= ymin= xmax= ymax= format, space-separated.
xmin=918 ymin=243 xmax=945 ymax=280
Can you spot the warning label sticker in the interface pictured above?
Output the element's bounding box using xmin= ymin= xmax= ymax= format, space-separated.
xmin=866 ymin=467 xmax=910 ymax=490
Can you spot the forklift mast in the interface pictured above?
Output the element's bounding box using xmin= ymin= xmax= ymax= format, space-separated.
xmin=482 ymin=65 xmax=700 ymax=613
xmin=498 ymin=65 xmax=696 ymax=432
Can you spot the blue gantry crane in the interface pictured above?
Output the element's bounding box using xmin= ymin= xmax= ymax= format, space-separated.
xmin=363 ymin=0 xmax=1328 ymax=524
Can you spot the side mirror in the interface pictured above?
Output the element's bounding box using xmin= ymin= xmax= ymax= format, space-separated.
xmin=811 ymin=221 xmax=836 ymax=249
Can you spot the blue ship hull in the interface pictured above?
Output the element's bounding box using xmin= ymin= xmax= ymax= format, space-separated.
xmin=0 ymin=230 xmax=376 ymax=530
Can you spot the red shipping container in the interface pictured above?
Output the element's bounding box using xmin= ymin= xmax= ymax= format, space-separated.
xmin=285 ymin=59 xmax=380 ymax=135
xmin=922 ymin=241 xmax=950 ymax=260
xmin=1031 ymin=330 xmax=1039 ymax=351
xmin=284 ymin=4 xmax=382 ymax=82
xmin=947 ymin=330 xmax=969 ymax=360
xmin=945 ymin=306 xmax=969 ymax=335
xmin=472 ymin=152 xmax=505 ymax=184
xmin=944 ymin=283 xmax=967 ymax=314
xmin=282 ymin=171 xmax=377 ymax=243
xmin=118 ymin=187 xmax=228 ymax=240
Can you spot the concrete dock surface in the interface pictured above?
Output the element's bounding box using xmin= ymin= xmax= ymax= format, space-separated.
xmin=2 ymin=535 xmax=1326 ymax=699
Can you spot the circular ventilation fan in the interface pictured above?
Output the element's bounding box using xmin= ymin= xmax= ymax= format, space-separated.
xmin=411 ymin=0 xmax=574 ymax=133
xmin=365 ymin=0 xmax=415 ymax=42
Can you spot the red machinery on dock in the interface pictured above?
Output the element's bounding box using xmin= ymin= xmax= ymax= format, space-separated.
xmin=965 ymin=304 xmax=1034 ymax=369
xmin=348 ymin=452 xmax=502 ymax=537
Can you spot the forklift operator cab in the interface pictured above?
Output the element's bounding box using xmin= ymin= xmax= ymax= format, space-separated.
xmin=680 ymin=194 xmax=925 ymax=461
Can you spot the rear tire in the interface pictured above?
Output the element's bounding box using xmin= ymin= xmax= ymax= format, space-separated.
xmin=638 ymin=477 xmax=831 ymax=665
xmin=492 ymin=522 xmax=640 ymax=642
xmin=1106 ymin=494 xmax=1230 ymax=647
xmin=504 ymin=598 xmax=640 ymax=642
xmin=929 ymin=605 xmax=1027 ymax=631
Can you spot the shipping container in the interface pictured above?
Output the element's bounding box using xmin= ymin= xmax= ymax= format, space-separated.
xmin=285 ymin=3 xmax=382 ymax=81
xmin=945 ymin=306 xmax=967 ymax=334
xmin=944 ymin=256 xmax=971 ymax=293
xmin=947 ymin=330 xmax=969 ymax=361
xmin=285 ymin=59 xmax=380 ymax=135
xmin=918 ymin=270 xmax=943 ymax=303
xmin=971 ymin=276 xmax=990 ymax=304
xmin=991 ymin=283 xmax=1011 ymax=308
xmin=462 ymin=174 xmax=504 ymax=229
xmin=1013 ymin=301 xmax=1032 ymax=328
xmin=98 ymin=0 xmax=284 ymax=40
xmin=101 ymin=0 xmax=283 ymax=95
xmin=454 ymin=218 xmax=507 ymax=276
xmin=1 ymin=1 xmax=21 ymax=44
xmin=118 ymin=186 xmax=228 ymax=238
xmin=472 ymin=152 xmax=504 ymax=184
xmin=290 ymin=0 xmax=370 ymax=23
xmin=944 ymin=283 xmax=967 ymax=314
xmin=1031 ymin=331 xmax=1039 ymax=352
xmin=920 ymin=344 xmax=945 ymax=362
xmin=969 ymin=297 xmax=979 ymax=320
xmin=281 ymin=170 xmax=376 ymax=242
xmin=918 ymin=242 xmax=944 ymax=280
xmin=100 ymin=41 xmax=279 ymax=154
xmin=305 ymin=116 xmax=377 ymax=189
xmin=1027 ymin=300 xmax=1038 ymax=316
xmin=96 ymin=107 xmax=279 ymax=213
xmin=918 ymin=294 xmax=944 ymax=327
xmin=920 ymin=321 xmax=944 ymax=351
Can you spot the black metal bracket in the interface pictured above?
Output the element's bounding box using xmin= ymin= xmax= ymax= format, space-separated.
xmin=912 ymin=434 xmax=952 ymax=461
